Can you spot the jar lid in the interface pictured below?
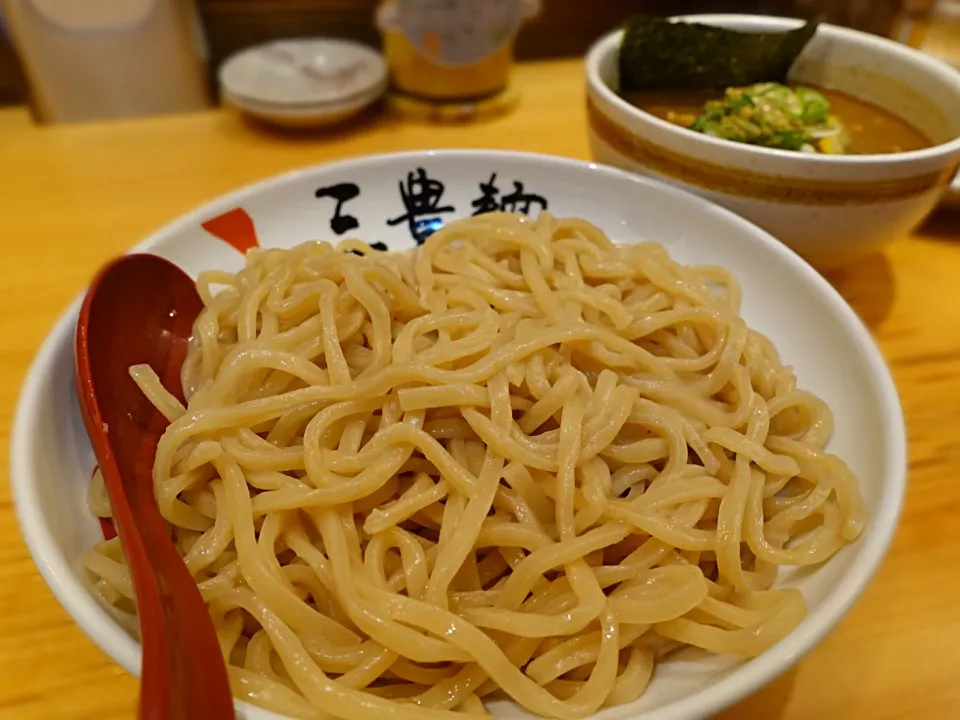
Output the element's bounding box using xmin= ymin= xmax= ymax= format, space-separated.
xmin=219 ymin=39 xmax=387 ymax=107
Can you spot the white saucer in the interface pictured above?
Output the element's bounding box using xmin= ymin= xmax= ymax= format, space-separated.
xmin=222 ymin=85 xmax=384 ymax=130
xmin=219 ymin=38 xmax=387 ymax=109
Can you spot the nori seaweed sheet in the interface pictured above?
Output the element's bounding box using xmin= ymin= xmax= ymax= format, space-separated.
xmin=618 ymin=17 xmax=820 ymax=92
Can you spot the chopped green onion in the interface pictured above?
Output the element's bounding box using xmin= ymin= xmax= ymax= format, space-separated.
xmin=676 ymin=82 xmax=849 ymax=154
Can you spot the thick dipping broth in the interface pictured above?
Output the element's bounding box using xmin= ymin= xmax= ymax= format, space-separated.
xmin=624 ymin=86 xmax=932 ymax=155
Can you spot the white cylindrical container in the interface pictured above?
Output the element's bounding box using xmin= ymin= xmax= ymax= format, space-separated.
xmin=3 ymin=0 xmax=210 ymax=123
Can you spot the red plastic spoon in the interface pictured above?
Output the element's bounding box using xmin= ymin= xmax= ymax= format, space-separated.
xmin=75 ymin=254 xmax=235 ymax=720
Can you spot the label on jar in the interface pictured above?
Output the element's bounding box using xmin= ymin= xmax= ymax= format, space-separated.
xmin=386 ymin=0 xmax=529 ymax=67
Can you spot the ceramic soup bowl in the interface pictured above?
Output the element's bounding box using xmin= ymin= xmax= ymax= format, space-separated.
xmin=586 ymin=14 xmax=960 ymax=268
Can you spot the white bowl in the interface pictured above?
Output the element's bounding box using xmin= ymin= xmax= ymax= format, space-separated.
xmin=222 ymin=87 xmax=384 ymax=130
xmin=219 ymin=39 xmax=387 ymax=108
xmin=586 ymin=14 xmax=960 ymax=268
xmin=11 ymin=150 xmax=906 ymax=720
xmin=218 ymin=38 xmax=388 ymax=129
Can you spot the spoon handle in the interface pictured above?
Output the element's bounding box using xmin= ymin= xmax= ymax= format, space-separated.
xmin=80 ymin=415 xmax=236 ymax=720
xmin=75 ymin=253 xmax=234 ymax=719
xmin=131 ymin=454 xmax=235 ymax=720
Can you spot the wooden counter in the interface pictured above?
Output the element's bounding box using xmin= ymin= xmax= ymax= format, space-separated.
xmin=1 ymin=59 xmax=959 ymax=719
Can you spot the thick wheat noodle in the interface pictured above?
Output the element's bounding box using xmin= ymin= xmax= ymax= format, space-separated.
xmin=83 ymin=211 xmax=866 ymax=719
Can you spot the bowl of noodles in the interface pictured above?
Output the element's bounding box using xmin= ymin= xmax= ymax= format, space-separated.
xmin=11 ymin=151 xmax=906 ymax=720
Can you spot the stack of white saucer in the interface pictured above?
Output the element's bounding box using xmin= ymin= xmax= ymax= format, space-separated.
xmin=218 ymin=39 xmax=388 ymax=129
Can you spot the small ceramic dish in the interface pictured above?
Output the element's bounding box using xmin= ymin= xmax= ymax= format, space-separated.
xmin=222 ymin=88 xmax=383 ymax=130
xmin=219 ymin=39 xmax=387 ymax=128
xmin=12 ymin=150 xmax=906 ymax=720
xmin=586 ymin=14 xmax=960 ymax=267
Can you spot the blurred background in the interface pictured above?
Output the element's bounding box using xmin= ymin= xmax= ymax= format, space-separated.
xmin=0 ymin=0 xmax=957 ymax=121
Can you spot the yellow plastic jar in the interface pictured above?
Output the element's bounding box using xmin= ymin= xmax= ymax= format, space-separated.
xmin=376 ymin=0 xmax=539 ymax=101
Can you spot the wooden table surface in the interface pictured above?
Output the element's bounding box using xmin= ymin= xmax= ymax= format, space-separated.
xmin=1 ymin=58 xmax=960 ymax=720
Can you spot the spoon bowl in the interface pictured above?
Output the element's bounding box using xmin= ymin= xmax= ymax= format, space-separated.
xmin=74 ymin=253 xmax=235 ymax=720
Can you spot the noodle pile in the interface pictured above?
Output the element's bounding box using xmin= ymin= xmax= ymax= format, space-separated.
xmin=84 ymin=211 xmax=865 ymax=719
